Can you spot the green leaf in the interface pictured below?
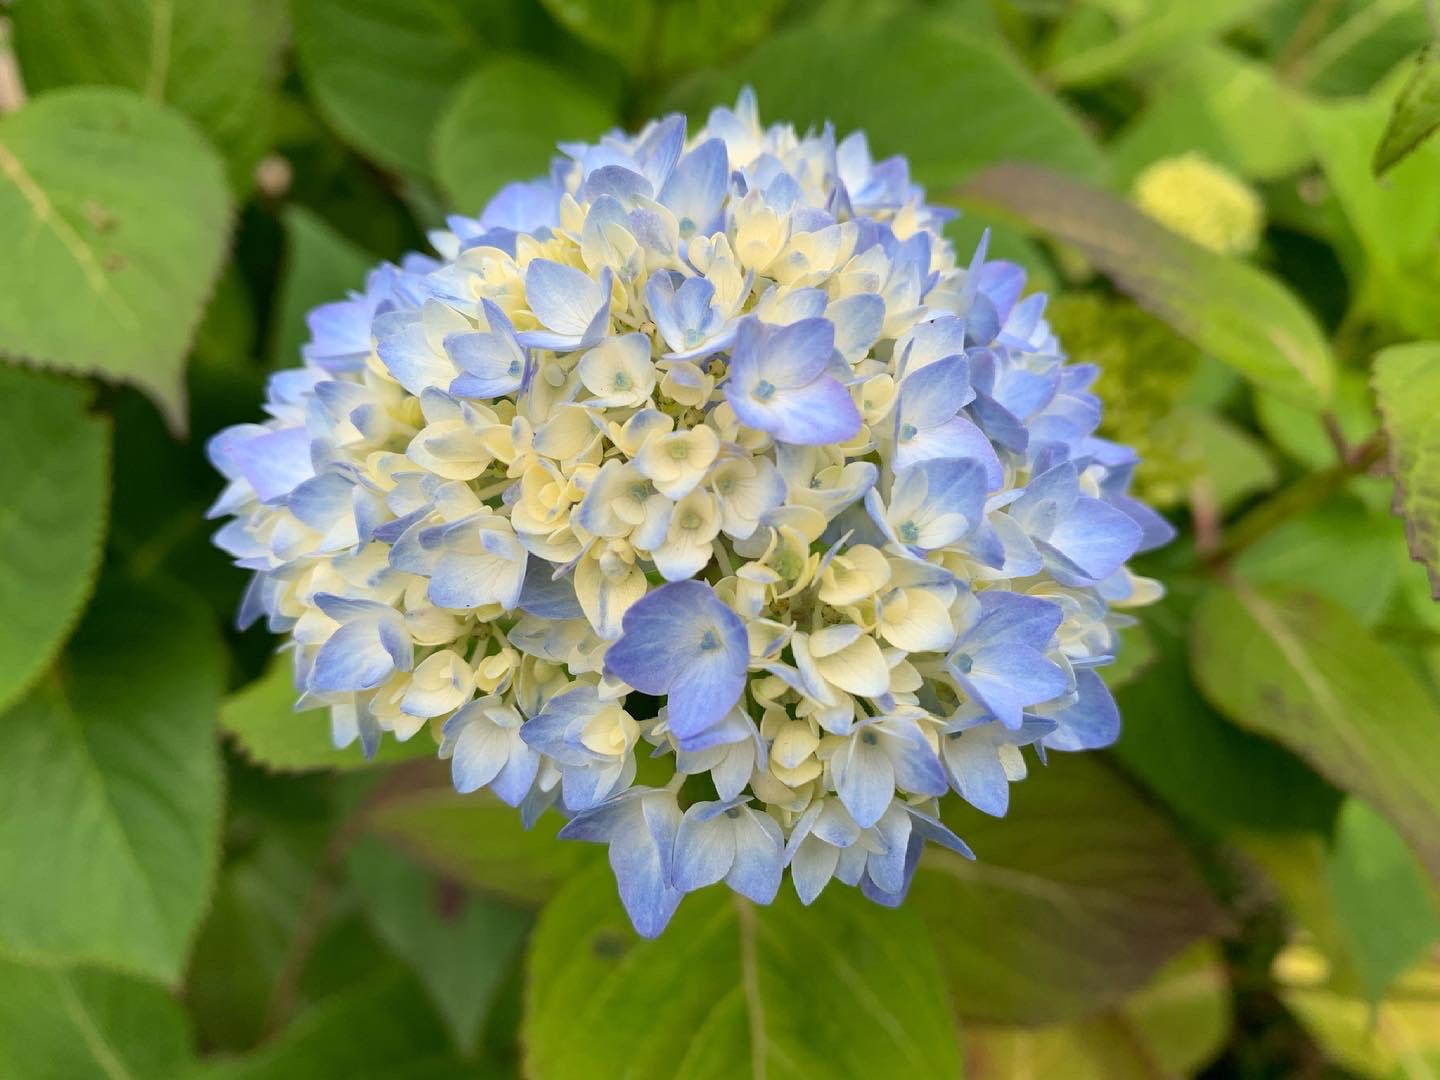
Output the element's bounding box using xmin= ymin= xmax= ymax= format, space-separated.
xmin=0 ymin=366 xmax=109 ymax=715
xmin=221 ymin=657 xmax=434 ymax=772
xmin=964 ymin=941 xmax=1230 ymax=1079
xmin=1306 ymin=93 xmax=1440 ymax=340
xmin=1373 ymin=342 xmax=1440 ymax=599
xmin=0 ymin=956 xmax=195 ymax=1080
xmin=1326 ymin=798 xmax=1440 ymax=1004
xmin=1234 ymin=498 xmax=1402 ymax=626
xmin=433 ymin=56 xmax=617 ymax=217
xmin=651 ymin=0 xmax=786 ymax=77
xmin=1180 ymin=408 xmax=1279 ymax=513
xmin=1375 ymin=43 xmax=1440 ymax=176
xmin=0 ymin=578 xmax=225 ymax=982
xmin=365 ymin=787 xmax=594 ymax=908
xmin=196 ymin=967 xmax=465 ymax=1080
xmin=1113 ymin=599 xmax=1341 ymax=835
xmin=1276 ymin=941 xmax=1440 ymax=1078
xmin=0 ymin=87 xmax=231 ymax=431
xmin=1276 ymin=0 xmax=1433 ymax=97
xmin=290 ymin=0 xmax=503 ymax=175
xmin=1045 ymin=0 xmax=1276 ymax=89
xmin=673 ymin=14 xmax=1104 ymax=189
xmin=523 ymin=862 xmax=963 ymax=1079
xmin=911 ymin=754 xmax=1223 ymax=1024
xmin=347 ymin=837 xmax=530 ymax=1055
xmin=537 ymin=0 xmax=652 ymax=72
xmin=1254 ymin=367 xmax=1376 ymax=472
xmin=959 ymin=163 xmax=1335 ymax=407
xmin=1111 ymin=46 xmax=1311 ymax=184
xmin=10 ymin=0 xmax=283 ymax=188
xmin=271 ymin=206 xmax=376 ymax=370
xmin=1191 ymin=583 xmax=1440 ymax=887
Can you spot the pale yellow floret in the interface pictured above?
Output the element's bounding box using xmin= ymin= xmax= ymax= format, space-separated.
xmin=1132 ymin=152 xmax=1263 ymax=256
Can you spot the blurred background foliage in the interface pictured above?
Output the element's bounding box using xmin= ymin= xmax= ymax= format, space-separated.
xmin=0 ymin=0 xmax=1438 ymax=1076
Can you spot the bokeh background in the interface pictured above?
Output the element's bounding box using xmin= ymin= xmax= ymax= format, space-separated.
xmin=0 ymin=0 xmax=1438 ymax=1076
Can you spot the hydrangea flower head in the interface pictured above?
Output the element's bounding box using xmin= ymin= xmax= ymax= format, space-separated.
xmin=209 ymin=90 xmax=1171 ymax=936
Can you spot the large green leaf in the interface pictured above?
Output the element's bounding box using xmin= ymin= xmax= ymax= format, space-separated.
xmin=673 ymin=14 xmax=1104 ymax=189
xmin=365 ymin=786 xmax=594 ymax=908
xmin=433 ymin=56 xmax=616 ymax=217
xmin=0 ymin=956 xmax=195 ymax=1080
xmin=1375 ymin=43 xmax=1440 ymax=176
xmin=347 ymin=837 xmax=530 ymax=1055
xmin=1046 ymin=0 xmax=1277 ymax=88
xmin=290 ymin=0 xmax=508 ymax=175
xmin=911 ymin=754 xmax=1221 ymax=1025
xmin=537 ymin=0 xmax=653 ymax=73
xmin=10 ymin=0 xmax=282 ymax=187
xmin=523 ymin=861 xmax=962 ymax=1079
xmin=271 ymin=206 xmax=376 ymax=371
xmin=0 ymin=87 xmax=231 ymax=431
xmin=1191 ymin=583 xmax=1440 ymax=887
xmin=220 ymin=657 xmax=434 ymax=772
xmin=0 ymin=366 xmax=108 ymax=714
xmin=1325 ymin=798 xmax=1440 ymax=1005
xmin=1372 ymin=342 xmax=1440 ymax=598
xmin=0 ymin=579 xmax=225 ymax=982
xmin=959 ymin=163 xmax=1335 ymax=407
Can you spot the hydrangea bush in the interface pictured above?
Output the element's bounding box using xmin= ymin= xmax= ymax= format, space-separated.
xmin=209 ymin=90 xmax=1173 ymax=935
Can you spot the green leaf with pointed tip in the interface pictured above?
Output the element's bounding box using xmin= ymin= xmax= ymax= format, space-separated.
xmin=290 ymin=0 xmax=514 ymax=175
xmin=1191 ymin=583 xmax=1440 ymax=887
xmin=912 ymin=754 xmax=1223 ymax=1025
xmin=537 ymin=0 xmax=654 ymax=73
xmin=673 ymin=14 xmax=1104 ymax=189
xmin=0 ymin=579 xmax=225 ymax=982
xmin=524 ymin=861 xmax=962 ymax=1079
xmin=347 ymin=837 xmax=530 ymax=1055
xmin=10 ymin=0 xmax=283 ymax=188
xmin=0 ymin=956 xmax=195 ymax=1080
xmin=0 ymin=87 xmax=231 ymax=432
xmin=0 ymin=365 xmax=109 ymax=715
xmin=433 ymin=56 xmax=617 ymax=218
xmin=1375 ymin=43 xmax=1440 ymax=175
xmin=1373 ymin=342 xmax=1440 ymax=599
xmin=959 ymin=163 xmax=1335 ymax=407
xmin=221 ymin=657 xmax=435 ymax=772
xmin=1326 ymin=798 xmax=1440 ymax=1005
xmin=271 ymin=206 xmax=376 ymax=371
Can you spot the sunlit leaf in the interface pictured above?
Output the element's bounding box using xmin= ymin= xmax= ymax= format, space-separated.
xmin=1191 ymin=583 xmax=1440 ymax=887
xmin=524 ymin=861 xmax=962 ymax=1079
xmin=1372 ymin=342 xmax=1440 ymax=598
xmin=0 ymin=88 xmax=232 ymax=431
